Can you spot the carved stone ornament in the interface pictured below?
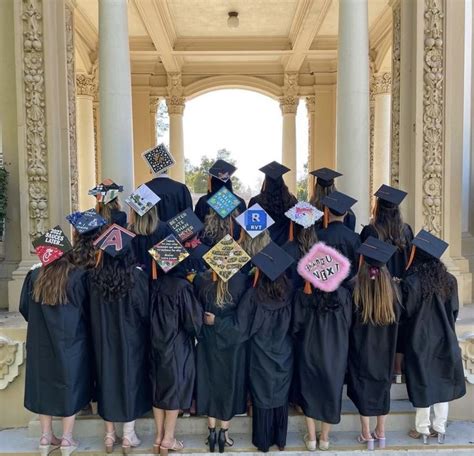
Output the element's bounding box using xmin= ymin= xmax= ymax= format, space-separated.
xmin=0 ymin=337 xmax=25 ymax=390
xmin=20 ymin=0 xmax=50 ymax=242
xmin=369 ymin=74 xmax=375 ymax=199
xmin=458 ymin=332 xmax=474 ymax=384
xmin=279 ymin=72 xmax=299 ymax=114
xmin=390 ymin=0 xmax=401 ymax=187
xmin=422 ymin=0 xmax=445 ymax=236
xmin=373 ymin=73 xmax=392 ymax=95
xmin=76 ymin=74 xmax=96 ymax=97
xmin=166 ymin=73 xmax=185 ymax=115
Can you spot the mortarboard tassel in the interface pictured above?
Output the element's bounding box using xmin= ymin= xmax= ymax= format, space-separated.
xmin=323 ymin=206 xmax=329 ymax=229
xmin=358 ymin=254 xmax=364 ymax=270
xmin=289 ymin=221 xmax=294 ymax=242
xmin=212 ymin=271 xmax=217 ymax=282
xmin=262 ymin=179 xmax=266 ymax=192
xmin=95 ymin=249 xmax=103 ymax=268
xmin=252 ymin=268 xmax=260 ymax=288
xmin=207 ymin=176 xmax=212 ymax=193
xmin=303 ymin=280 xmax=312 ymax=294
xmin=405 ymin=245 xmax=416 ymax=271
xmin=152 ymin=259 xmax=158 ymax=280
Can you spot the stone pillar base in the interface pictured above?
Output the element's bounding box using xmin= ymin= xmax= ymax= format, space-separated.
xmin=0 ymin=261 xmax=19 ymax=310
xmin=445 ymin=255 xmax=473 ymax=306
xmin=8 ymin=261 xmax=36 ymax=312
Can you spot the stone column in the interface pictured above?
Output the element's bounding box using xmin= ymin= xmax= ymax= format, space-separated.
xmin=279 ymin=72 xmax=299 ymax=194
xmin=372 ymin=73 xmax=392 ymax=192
xmin=99 ymin=0 xmax=134 ymax=196
xmin=76 ymin=74 xmax=97 ymax=210
xmin=306 ymin=96 xmax=316 ymax=194
xmin=166 ymin=73 xmax=185 ymax=183
xmin=390 ymin=0 xmax=401 ymax=187
xmin=336 ymin=0 xmax=370 ymax=227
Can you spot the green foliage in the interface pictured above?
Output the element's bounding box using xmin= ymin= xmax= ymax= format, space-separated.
xmin=0 ymin=167 xmax=8 ymax=238
xmin=296 ymin=162 xmax=308 ymax=201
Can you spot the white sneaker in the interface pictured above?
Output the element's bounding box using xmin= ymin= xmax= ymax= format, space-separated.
xmin=303 ymin=434 xmax=316 ymax=451
xmin=318 ymin=439 xmax=330 ymax=451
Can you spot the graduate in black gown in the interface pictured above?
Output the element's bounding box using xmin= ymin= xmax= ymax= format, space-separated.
xmin=200 ymin=205 xmax=241 ymax=248
xmin=248 ymin=161 xmax=297 ymax=247
xmin=194 ymin=159 xmax=246 ymax=223
xmin=149 ymin=247 xmax=203 ymax=454
xmin=195 ymin=243 xmax=250 ymax=453
xmin=402 ymin=230 xmax=465 ymax=443
xmin=20 ymin=227 xmax=91 ymax=456
xmin=293 ymin=242 xmax=352 ymax=451
xmin=88 ymin=224 xmax=151 ymax=453
xmin=90 ymin=179 xmax=128 ymax=227
xmin=317 ymin=191 xmax=361 ymax=279
xmin=309 ymin=167 xmax=356 ymax=231
xmin=347 ymin=237 xmax=401 ymax=450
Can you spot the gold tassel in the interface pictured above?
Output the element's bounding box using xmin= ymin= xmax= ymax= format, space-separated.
xmin=303 ymin=281 xmax=312 ymax=294
xmin=405 ymin=245 xmax=416 ymax=271
xmin=95 ymin=250 xmax=103 ymax=268
xmin=253 ymin=268 xmax=260 ymax=288
xmin=323 ymin=206 xmax=329 ymax=229
xmin=288 ymin=221 xmax=294 ymax=242
xmin=212 ymin=271 xmax=217 ymax=282
xmin=152 ymin=260 xmax=158 ymax=280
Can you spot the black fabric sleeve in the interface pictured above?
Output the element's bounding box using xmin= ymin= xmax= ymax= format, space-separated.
xmin=181 ymin=284 xmax=204 ymax=338
xmin=19 ymin=270 xmax=34 ymax=322
xmin=292 ymin=291 xmax=308 ymax=339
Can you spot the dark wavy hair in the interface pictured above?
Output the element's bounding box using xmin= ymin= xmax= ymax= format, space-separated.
xmin=410 ymin=250 xmax=455 ymax=301
xmin=71 ymin=229 xmax=102 ymax=269
xmin=256 ymin=273 xmax=289 ymax=302
xmin=258 ymin=176 xmax=297 ymax=219
xmin=312 ymin=289 xmax=343 ymax=314
xmin=371 ymin=199 xmax=407 ymax=249
xmin=89 ymin=249 xmax=136 ymax=301
xmin=295 ymin=224 xmax=319 ymax=256
xmin=309 ymin=182 xmax=336 ymax=211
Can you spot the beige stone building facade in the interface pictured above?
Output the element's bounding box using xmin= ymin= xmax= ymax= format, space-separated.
xmin=1 ymin=0 xmax=474 ymax=439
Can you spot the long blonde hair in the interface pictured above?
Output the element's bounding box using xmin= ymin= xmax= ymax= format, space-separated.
xmin=353 ymin=261 xmax=396 ymax=326
xmin=239 ymin=230 xmax=271 ymax=257
xmin=309 ymin=182 xmax=336 ymax=211
xmin=128 ymin=206 xmax=159 ymax=236
xmin=32 ymin=256 xmax=76 ymax=305
xmin=96 ymin=198 xmax=121 ymax=224
xmin=203 ymin=208 xmax=240 ymax=245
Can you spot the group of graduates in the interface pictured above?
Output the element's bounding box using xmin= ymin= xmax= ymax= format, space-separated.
xmin=20 ymin=144 xmax=466 ymax=456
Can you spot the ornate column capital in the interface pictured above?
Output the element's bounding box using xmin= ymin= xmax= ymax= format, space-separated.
xmin=166 ymin=72 xmax=185 ymax=115
xmin=0 ymin=337 xmax=25 ymax=390
xmin=76 ymin=73 xmax=96 ymax=97
xmin=372 ymin=72 xmax=392 ymax=95
xmin=149 ymin=96 xmax=159 ymax=114
xmin=279 ymin=72 xmax=299 ymax=115
xmin=305 ymin=96 xmax=316 ymax=114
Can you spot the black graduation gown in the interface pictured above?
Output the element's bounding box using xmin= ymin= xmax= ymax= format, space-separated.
xmin=282 ymin=241 xmax=304 ymax=289
xmin=111 ymin=209 xmax=127 ymax=227
xmin=314 ymin=209 xmax=356 ymax=232
xmin=347 ymin=296 xmax=402 ymax=417
xmin=20 ymin=267 xmax=92 ymax=417
xmin=401 ymin=272 xmax=465 ymax=407
xmin=145 ymin=177 xmax=193 ymax=222
xmin=131 ymin=222 xmax=170 ymax=278
xmin=150 ymin=273 xmax=203 ymax=410
xmin=316 ymin=221 xmax=361 ymax=279
xmin=182 ymin=240 xmax=210 ymax=274
xmin=292 ymin=287 xmax=352 ymax=424
xmin=87 ymin=267 xmax=151 ymax=422
xmin=194 ymin=272 xmax=249 ymax=421
xmin=360 ymin=223 xmax=414 ymax=278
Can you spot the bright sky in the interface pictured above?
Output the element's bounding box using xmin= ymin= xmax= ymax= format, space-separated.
xmin=179 ymin=89 xmax=308 ymax=192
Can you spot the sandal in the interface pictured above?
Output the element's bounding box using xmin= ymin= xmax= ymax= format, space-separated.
xmin=153 ymin=437 xmax=162 ymax=455
xmin=357 ymin=434 xmax=375 ymax=451
xmin=122 ymin=424 xmax=141 ymax=454
xmin=408 ymin=429 xmax=437 ymax=439
xmin=60 ymin=435 xmax=78 ymax=456
xmin=104 ymin=431 xmax=117 ymax=454
xmin=39 ymin=432 xmax=61 ymax=456
xmin=160 ymin=438 xmax=184 ymax=456
xmin=372 ymin=430 xmax=386 ymax=449
xmin=303 ymin=434 xmax=316 ymax=451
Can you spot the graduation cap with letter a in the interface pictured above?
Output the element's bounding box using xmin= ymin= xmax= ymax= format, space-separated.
xmin=203 ymin=234 xmax=251 ymax=282
xmin=374 ymin=184 xmax=407 ymax=206
xmin=357 ymin=236 xmax=397 ymax=267
xmin=411 ymin=229 xmax=448 ymax=259
xmin=66 ymin=209 xmax=107 ymax=235
xmin=235 ymin=203 xmax=275 ymax=239
xmin=208 ymin=159 xmax=237 ymax=183
xmin=285 ymin=202 xmax=323 ymax=229
xmin=142 ymin=143 xmax=175 ymax=176
xmin=310 ymin=167 xmax=343 ymax=188
xmin=167 ymin=208 xmax=204 ymax=243
xmin=321 ymin=191 xmax=357 ymax=216
xmin=259 ymin=161 xmax=290 ymax=180
xmin=251 ymin=241 xmax=294 ymax=282
xmin=93 ymin=223 xmax=136 ymax=257
xmin=32 ymin=226 xmax=73 ymax=266
xmin=89 ymin=178 xmax=124 ymax=204
xmin=148 ymin=234 xmax=190 ymax=273
xmin=206 ymin=186 xmax=241 ymax=218
xmin=125 ymin=184 xmax=161 ymax=217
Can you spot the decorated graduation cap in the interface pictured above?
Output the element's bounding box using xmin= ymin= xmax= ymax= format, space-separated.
xmin=203 ymin=234 xmax=250 ymax=282
xmin=357 ymin=236 xmax=397 ymax=267
xmin=167 ymin=208 xmax=204 ymax=243
xmin=209 ymin=159 xmax=237 ymax=183
xmin=149 ymin=234 xmax=190 ymax=274
xmin=32 ymin=226 xmax=73 ymax=266
xmin=142 ymin=143 xmax=175 ymax=176
xmin=374 ymin=184 xmax=407 ymax=206
xmin=251 ymin=241 xmax=294 ymax=283
xmin=298 ymin=242 xmax=351 ymax=293
xmin=93 ymin=223 xmax=136 ymax=258
xmin=66 ymin=209 xmax=107 ymax=235
xmin=206 ymin=186 xmax=241 ymax=219
xmin=310 ymin=167 xmax=343 ymax=188
xmin=89 ymin=178 xmax=124 ymax=204
xmin=235 ymin=203 xmax=275 ymax=239
xmin=125 ymin=184 xmax=161 ymax=217
xmin=411 ymin=229 xmax=448 ymax=260
xmin=259 ymin=161 xmax=290 ymax=180
xmin=285 ymin=202 xmax=323 ymax=229
xmin=321 ymin=191 xmax=357 ymax=216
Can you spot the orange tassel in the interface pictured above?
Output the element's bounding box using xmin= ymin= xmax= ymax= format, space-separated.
xmin=303 ymin=281 xmax=312 ymax=294
xmin=152 ymin=260 xmax=158 ymax=280
xmin=212 ymin=271 xmax=217 ymax=282
xmin=405 ymin=245 xmax=416 ymax=271
xmin=289 ymin=221 xmax=294 ymax=242
xmin=323 ymin=206 xmax=329 ymax=229
xmin=358 ymin=254 xmax=364 ymax=270
xmin=207 ymin=176 xmax=212 ymax=193
xmin=95 ymin=250 xmax=103 ymax=268
xmin=253 ymin=268 xmax=260 ymax=288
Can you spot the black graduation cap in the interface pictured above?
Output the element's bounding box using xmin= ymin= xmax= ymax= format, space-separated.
xmin=251 ymin=241 xmax=295 ymax=281
xmin=374 ymin=184 xmax=407 ymax=206
xmin=93 ymin=223 xmax=136 ymax=257
xmin=208 ymin=159 xmax=237 ymax=183
xmin=357 ymin=236 xmax=397 ymax=267
xmin=321 ymin=191 xmax=357 ymax=216
xmin=167 ymin=208 xmax=204 ymax=243
xmin=259 ymin=161 xmax=290 ymax=180
xmin=412 ymin=229 xmax=448 ymax=259
xmin=310 ymin=167 xmax=342 ymax=188
xmin=32 ymin=226 xmax=73 ymax=266
xmin=66 ymin=209 xmax=107 ymax=235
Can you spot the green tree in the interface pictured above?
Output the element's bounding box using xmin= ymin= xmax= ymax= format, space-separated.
xmin=296 ymin=162 xmax=309 ymax=201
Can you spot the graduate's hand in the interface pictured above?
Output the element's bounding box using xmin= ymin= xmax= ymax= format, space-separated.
xmin=204 ymin=312 xmax=215 ymax=326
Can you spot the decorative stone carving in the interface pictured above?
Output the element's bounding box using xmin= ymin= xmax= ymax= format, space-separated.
xmin=149 ymin=96 xmax=159 ymax=114
xmin=65 ymin=4 xmax=78 ymax=212
xmin=459 ymin=332 xmax=474 ymax=384
xmin=0 ymin=337 xmax=25 ymax=390
xmin=20 ymin=0 xmax=49 ymax=242
xmin=279 ymin=72 xmax=299 ymax=114
xmin=390 ymin=0 xmax=401 ymax=187
xmin=93 ymin=102 xmax=100 ymax=182
xmin=422 ymin=0 xmax=445 ymax=236
xmin=305 ymin=96 xmax=315 ymax=114
xmin=166 ymin=73 xmax=185 ymax=115
xmin=76 ymin=74 xmax=96 ymax=98
xmin=369 ymin=73 xmax=375 ymax=199
xmin=373 ymin=73 xmax=392 ymax=95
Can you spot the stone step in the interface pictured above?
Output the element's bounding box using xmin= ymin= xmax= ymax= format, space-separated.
xmin=4 ymin=421 xmax=474 ymax=456
xmin=28 ymin=400 xmax=416 ymax=438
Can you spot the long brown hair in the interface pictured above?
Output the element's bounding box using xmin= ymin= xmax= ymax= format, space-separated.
xmin=96 ymin=198 xmax=121 ymax=224
xmin=239 ymin=230 xmax=271 ymax=257
xmin=371 ymin=199 xmax=407 ymax=249
xmin=128 ymin=206 xmax=159 ymax=236
xmin=202 ymin=208 xmax=240 ymax=245
xmin=256 ymin=274 xmax=289 ymax=302
xmin=32 ymin=255 xmax=76 ymax=305
xmin=296 ymin=225 xmax=318 ymax=256
xmin=353 ymin=261 xmax=396 ymax=326
xmin=71 ymin=229 xmax=102 ymax=269
xmin=309 ymin=182 xmax=336 ymax=211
